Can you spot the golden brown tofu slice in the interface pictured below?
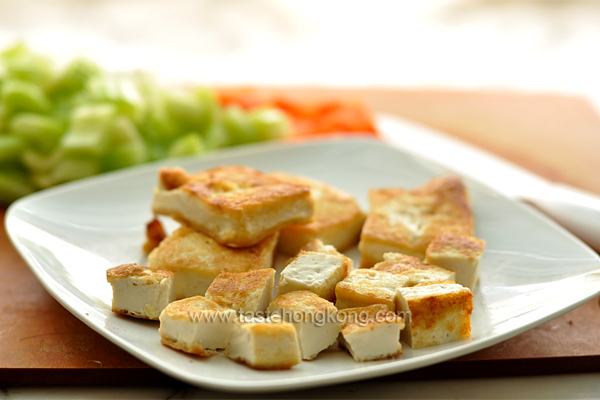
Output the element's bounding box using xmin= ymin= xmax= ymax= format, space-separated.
xmin=152 ymin=165 xmax=314 ymax=247
xmin=359 ymin=174 xmax=474 ymax=268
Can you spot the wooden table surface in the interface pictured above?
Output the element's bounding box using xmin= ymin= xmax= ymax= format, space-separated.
xmin=1 ymin=89 xmax=599 ymax=386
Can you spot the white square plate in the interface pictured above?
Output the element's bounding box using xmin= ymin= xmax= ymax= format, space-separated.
xmin=6 ymin=137 xmax=600 ymax=393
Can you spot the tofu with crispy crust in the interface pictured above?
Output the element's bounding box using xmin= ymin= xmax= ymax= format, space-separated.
xmin=271 ymin=172 xmax=365 ymax=255
xmin=268 ymin=290 xmax=340 ymax=360
xmin=151 ymin=165 xmax=314 ymax=247
xmin=337 ymin=304 xmax=404 ymax=362
xmin=334 ymin=269 xmax=409 ymax=311
xmin=425 ymin=232 xmax=486 ymax=290
xmin=158 ymin=295 xmax=237 ymax=357
xmin=147 ymin=226 xmax=278 ymax=299
xmin=226 ymin=317 xmax=301 ymax=369
xmin=373 ymin=253 xmax=456 ymax=286
xmin=359 ymin=174 xmax=474 ymax=268
xmin=395 ymin=282 xmax=473 ymax=349
xmin=277 ymin=248 xmax=352 ymax=301
xmin=107 ymin=263 xmax=175 ymax=320
xmin=205 ymin=269 xmax=275 ymax=315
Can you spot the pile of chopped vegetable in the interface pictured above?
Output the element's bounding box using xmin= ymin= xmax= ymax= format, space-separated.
xmin=0 ymin=44 xmax=379 ymax=205
xmin=0 ymin=44 xmax=290 ymax=204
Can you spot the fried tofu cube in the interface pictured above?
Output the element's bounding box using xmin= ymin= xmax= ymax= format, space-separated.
xmin=269 ymin=290 xmax=340 ymax=360
xmin=271 ymin=172 xmax=365 ymax=255
xmin=226 ymin=317 xmax=301 ymax=369
xmin=334 ymin=269 xmax=409 ymax=311
xmin=107 ymin=263 xmax=175 ymax=320
xmin=359 ymin=174 xmax=474 ymax=268
xmin=205 ymin=269 xmax=275 ymax=315
xmin=148 ymin=226 xmax=278 ymax=299
xmin=425 ymin=232 xmax=486 ymax=290
xmin=151 ymin=165 xmax=314 ymax=247
xmin=373 ymin=253 xmax=456 ymax=286
xmin=158 ymin=296 xmax=237 ymax=356
xmin=396 ymin=283 xmax=473 ymax=349
xmin=277 ymin=249 xmax=352 ymax=301
xmin=337 ymin=304 xmax=404 ymax=362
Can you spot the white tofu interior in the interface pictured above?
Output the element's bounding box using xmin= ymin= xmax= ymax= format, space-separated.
xmin=341 ymin=322 xmax=403 ymax=362
xmin=278 ymin=252 xmax=345 ymax=298
xmin=159 ymin=309 xmax=236 ymax=351
xmin=426 ymin=254 xmax=478 ymax=290
xmin=110 ymin=275 xmax=174 ymax=320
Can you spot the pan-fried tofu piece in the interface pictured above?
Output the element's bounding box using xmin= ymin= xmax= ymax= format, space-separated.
xmin=226 ymin=317 xmax=301 ymax=369
xmin=205 ymin=269 xmax=275 ymax=315
xmin=334 ymin=269 xmax=409 ymax=311
xmin=158 ymin=296 xmax=237 ymax=357
xmin=301 ymin=238 xmax=342 ymax=255
xmin=359 ymin=174 xmax=474 ymax=268
xmin=142 ymin=217 xmax=167 ymax=254
xmin=148 ymin=226 xmax=278 ymax=299
xmin=271 ymin=172 xmax=365 ymax=255
xmin=151 ymin=165 xmax=313 ymax=247
xmin=107 ymin=263 xmax=175 ymax=320
xmin=337 ymin=304 xmax=404 ymax=362
xmin=269 ymin=290 xmax=340 ymax=360
xmin=425 ymin=233 xmax=486 ymax=291
xmin=396 ymin=282 xmax=473 ymax=349
xmin=277 ymin=249 xmax=352 ymax=301
xmin=373 ymin=253 xmax=456 ymax=286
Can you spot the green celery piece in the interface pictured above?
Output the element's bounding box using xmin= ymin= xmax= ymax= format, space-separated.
xmin=9 ymin=113 xmax=65 ymax=153
xmin=102 ymin=140 xmax=147 ymax=171
xmin=50 ymin=157 xmax=100 ymax=185
xmin=195 ymin=86 xmax=219 ymax=129
xmin=249 ymin=108 xmax=290 ymax=141
xmin=21 ymin=148 xmax=62 ymax=173
xmin=165 ymin=88 xmax=211 ymax=134
xmin=102 ymin=116 xmax=147 ymax=171
xmin=1 ymin=43 xmax=54 ymax=87
xmin=1 ymin=79 xmax=51 ymax=114
xmin=0 ymin=43 xmax=28 ymax=60
xmin=167 ymin=132 xmax=205 ymax=158
xmin=3 ymin=54 xmax=54 ymax=87
xmin=0 ymin=134 xmax=25 ymax=163
xmin=111 ymin=115 xmax=142 ymax=145
xmin=223 ymin=106 xmax=258 ymax=146
xmin=203 ymin=122 xmax=229 ymax=150
xmin=133 ymin=72 xmax=177 ymax=145
xmin=83 ymin=74 xmax=146 ymax=123
xmin=60 ymin=103 xmax=117 ymax=157
xmin=31 ymin=172 xmax=54 ymax=190
xmin=0 ymin=168 xmax=35 ymax=204
xmin=48 ymin=58 xmax=101 ymax=97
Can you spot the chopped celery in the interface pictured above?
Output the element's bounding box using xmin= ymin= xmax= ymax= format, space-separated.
xmin=50 ymin=157 xmax=101 ymax=185
xmin=9 ymin=113 xmax=64 ymax=153
xmin=21 ymin=148 xmax=62 ymax=173
xmin=223 ymin=106 xmax=258 ymax=146
xmin=165 ymin=89 xmax=211 ymax=134
xmin=82 ymin=74 xmax=146 ymax=122
xmin=1 ymin=44 xmax=54 ymax=87
xmin=167 ymin=132 xmax=205 ymax=158
xmin=0 ymin=168 xmax=35 ymax=204
xmin=102 ymin=116 xmax=147 ymax=170
xmin=60 ymin=103 xmax=117 ymax=157
xmin=249 ymin=108 xmax=289 ymax=141
xmin=48 ymin=58 xmax=101 ymax=97
xmin=0 ymin=135 xmax=25 ymax=163
xmin=1 ymin=79 xmax=51 ymax=114
xmin=102 ymin=140 xmax=147 ymax=171
xmin=203 ymin=122 xmax=229 ymax=150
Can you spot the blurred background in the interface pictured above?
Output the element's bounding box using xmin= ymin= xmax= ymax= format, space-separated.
xmin=1 ymin=0 xmax=599 ymax=107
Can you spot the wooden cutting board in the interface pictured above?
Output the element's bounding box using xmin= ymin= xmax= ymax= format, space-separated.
xmin=1 ymin=89 xmax=599 ymax=385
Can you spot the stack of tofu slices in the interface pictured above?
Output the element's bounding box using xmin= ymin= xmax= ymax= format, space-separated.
xmin=106 ymin=165 xmax=485 ymax=370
